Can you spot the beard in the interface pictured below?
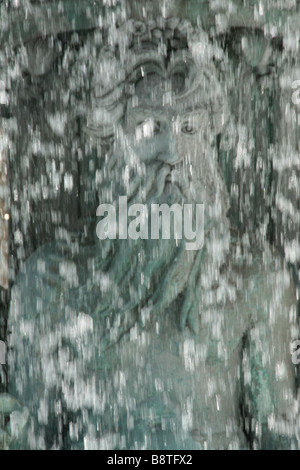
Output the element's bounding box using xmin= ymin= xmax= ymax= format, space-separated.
xmin=79 ymin=137 xmax=231 ymax=351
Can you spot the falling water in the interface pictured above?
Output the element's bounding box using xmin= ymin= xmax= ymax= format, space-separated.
xmin=0 ymin=0 xmax=300 ymax=451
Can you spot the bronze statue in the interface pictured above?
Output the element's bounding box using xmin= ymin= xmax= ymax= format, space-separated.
xmin=0 ymin=7 xmax=299 ymax=450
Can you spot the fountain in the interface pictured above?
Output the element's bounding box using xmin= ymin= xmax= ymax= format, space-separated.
xmin=0 ymin=0 xmax=299 ymax=450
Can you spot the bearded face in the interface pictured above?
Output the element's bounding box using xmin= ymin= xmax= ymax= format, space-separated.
xmin=123 ymin=71 xmax=228 ymax=209
xmin=96 ymin=55 xmax=229 ymax=205
xmin=84 ymin=49 xmax=232 ymax=346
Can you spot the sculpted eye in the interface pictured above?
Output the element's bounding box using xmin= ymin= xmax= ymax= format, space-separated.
xmin=181 ymin=122 xmax=197 ymax=135
xmin=180 ymin=112 xmax=204 ymax=135
xmin=136 ymin=118 xmax=161 ymax=138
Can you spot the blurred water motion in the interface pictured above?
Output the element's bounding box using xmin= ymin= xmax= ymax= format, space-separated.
xmin=0 ymin=0 xmax=300 ymax=450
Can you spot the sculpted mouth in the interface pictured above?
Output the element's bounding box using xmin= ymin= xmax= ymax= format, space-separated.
xmin=164 ymin=167 xmax=181 ymax=184
xmin=163 ymin=173 xmax=184 ymax=202
xmin=127 ymin=164 xmax=184 ymax=203
xmin=164 ymin=169 xmax=183 ymax=195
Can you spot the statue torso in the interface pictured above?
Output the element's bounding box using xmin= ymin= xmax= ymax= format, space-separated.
xmin=7 ymin=237 xmax=294 ymax=449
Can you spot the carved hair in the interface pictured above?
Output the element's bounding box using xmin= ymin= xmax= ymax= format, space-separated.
xmin=83 ymin=17 xmax=229 ymax=141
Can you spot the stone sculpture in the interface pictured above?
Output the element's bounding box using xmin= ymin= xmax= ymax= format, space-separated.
xmin=0 ymin=12 xmax=299 ymax=450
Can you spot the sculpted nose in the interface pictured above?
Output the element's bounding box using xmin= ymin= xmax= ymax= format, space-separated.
xmin=156 ymin=130 xmax=181 ymax=165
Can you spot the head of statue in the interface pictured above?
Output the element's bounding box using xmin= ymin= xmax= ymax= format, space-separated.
xmin=84 ymin=18 xmax=229 ymax=208
xmin=76 ymin=17 xmax=233 ymax=346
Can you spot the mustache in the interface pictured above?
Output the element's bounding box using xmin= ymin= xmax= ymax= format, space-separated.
xmin=105 ymin=152 xmax=192 ymax=207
